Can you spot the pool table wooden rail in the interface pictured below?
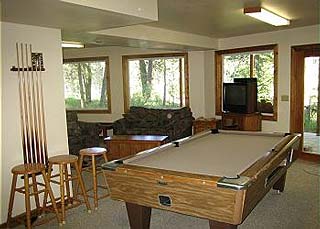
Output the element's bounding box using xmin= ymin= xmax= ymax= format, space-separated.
xmin=105 ymin=165 xmax=246 ymax=224
xmin=240 ymin=133 xmax=300 ymax=221
xmin=102 ymin=131 xmax=301 ymax=228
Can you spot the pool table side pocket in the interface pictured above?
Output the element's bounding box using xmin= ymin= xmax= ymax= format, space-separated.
xmin=105 ymin=166 xmax=246 ymax=225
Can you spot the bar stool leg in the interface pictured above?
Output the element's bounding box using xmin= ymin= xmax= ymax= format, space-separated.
xmin=102 ymin=152 xmax=110 ymax=191
xmin=24 ymin=174 xmax=32 ymax=229
xmin=42 ymin=164 xmax=52 ymax=213
xmin=91 ymin=155 xmax=99 ymax=210
xmin=75 ymin=154 xmax=84 ymax=198
xmin=102 ymin=152 xmax=108 ymax=163
xmin=73 ymin=162 xmax=91 ymax=213
xmin=59 ymin=164 xmax=66 ymax=224
xmin=64 ymin=164 xmax=71 ymax=206
xmin=41 ymin=170 xmax=61 ymax=225
xmin=31 ymin=173 xmax=41 ymax=214
xmin=7 ymin=174 xmax=18 ymax=227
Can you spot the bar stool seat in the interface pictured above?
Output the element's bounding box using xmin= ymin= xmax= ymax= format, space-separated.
xmin=43 ymin=154 xmax=91 ymax=224
xmin=49 ymin=155 xmax=79 ymax=164
xmin=7 ymin=163 xmax=61 ymax=229
xmin=78 ymin=147 xmax=109 ymax=210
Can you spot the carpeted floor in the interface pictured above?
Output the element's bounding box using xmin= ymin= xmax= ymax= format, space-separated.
xmin=26 ymin=159 xmax=319 ymax=229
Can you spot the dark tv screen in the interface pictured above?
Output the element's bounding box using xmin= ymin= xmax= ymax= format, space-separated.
xmin=224 ymin=84 xmax=246 ymax=106
xmin=223 ymin=80 xmax=257 ymax=114
xmin=223 ymin=81 xmax=257 ymax=113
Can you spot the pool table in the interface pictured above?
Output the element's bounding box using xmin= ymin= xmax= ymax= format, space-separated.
xmin=102 ymin=130 xmax=301 ymax=229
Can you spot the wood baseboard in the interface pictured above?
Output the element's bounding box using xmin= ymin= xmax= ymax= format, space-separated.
xmin=299 ymin=152 xmax=320 ymax=163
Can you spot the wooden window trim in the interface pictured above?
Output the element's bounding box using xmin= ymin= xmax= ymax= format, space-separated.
xmin=122 ymin=53 xmax=189 ymax=113
xmin=63 ymin=56 xmax=112 ymax=114
xmin=215 ymin=44 xmax=278 ymax=121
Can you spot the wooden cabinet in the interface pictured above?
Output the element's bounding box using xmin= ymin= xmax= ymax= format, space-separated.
xmin=104 ymin=135 xmax=168 ymax=160
xmin=193 ymin=118 xmax=217 ymax=134
xmin=222 ymin=113 xmax=261 ymax=131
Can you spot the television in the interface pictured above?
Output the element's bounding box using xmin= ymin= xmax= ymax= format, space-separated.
xmin=223 ymin=78 xmax=257 ymax=114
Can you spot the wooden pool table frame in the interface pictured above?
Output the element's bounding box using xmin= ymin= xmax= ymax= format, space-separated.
xmin=103 ymin=130 xmax=301 ymax=229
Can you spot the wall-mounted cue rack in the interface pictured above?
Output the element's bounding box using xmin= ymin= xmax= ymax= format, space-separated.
xmin=12 ymin=43 xmax=48 ymax=166
xmin=11 ymin=52 xmax=45 ymax=72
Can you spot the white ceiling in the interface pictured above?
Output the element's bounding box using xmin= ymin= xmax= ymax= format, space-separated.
xmin=150 ymin=0 xmax=319 ymax=38
xmin=1 ymin=0 xmax=319 ymax=50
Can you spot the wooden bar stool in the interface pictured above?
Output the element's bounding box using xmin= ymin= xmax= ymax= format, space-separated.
xmin=7 ymin=163 xmax=61 ymax=229
xmin=78 ymin=147 xmax=109 ymax=210
xmin=43 ymin=155 xmax=91 ymax=224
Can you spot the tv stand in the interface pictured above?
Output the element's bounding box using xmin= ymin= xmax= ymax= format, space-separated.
xmin=222 ymin=112 xmax=261 ymax=131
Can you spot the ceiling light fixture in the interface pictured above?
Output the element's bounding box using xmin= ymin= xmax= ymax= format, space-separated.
xmin=244 ymin=7 xmax=290 ymax=26
xmin=61 ymin=41 xmax=84 ymax=48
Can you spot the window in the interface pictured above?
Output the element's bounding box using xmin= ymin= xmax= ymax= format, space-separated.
xmin=122 ymin=53 xmax=189 ymax=111
xmin=63 ymin=57 xmax=111 ymax=113
xmin=215 ymin=45 xmax=278 ymax=120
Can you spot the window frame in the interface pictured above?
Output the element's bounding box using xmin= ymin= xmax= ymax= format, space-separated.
xmin=122 ymin=53 xmax=190 ymax=112
xmin=63 ymin=56 xmax=112 ymax=113
xmin=215 ymin=44 xmax=278 ymax=121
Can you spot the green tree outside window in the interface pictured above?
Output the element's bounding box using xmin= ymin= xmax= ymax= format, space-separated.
xmin=63 ymin=57 xmax=110 ymax=112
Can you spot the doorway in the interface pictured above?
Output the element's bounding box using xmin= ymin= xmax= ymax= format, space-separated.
xmin=290 ymin=44 xmax=320 ymax=159
xmin=303 ymin=57 xmax=319 ymax=154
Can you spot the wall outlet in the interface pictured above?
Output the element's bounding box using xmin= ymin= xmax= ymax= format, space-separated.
xmin=281 ymin=95 xmax=289 ymax=101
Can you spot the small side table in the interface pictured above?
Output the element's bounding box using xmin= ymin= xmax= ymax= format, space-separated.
xmin=193 ymin=118 xmax=217 ymax=134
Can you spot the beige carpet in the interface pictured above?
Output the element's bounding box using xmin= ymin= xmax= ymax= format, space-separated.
xmin=26 ymin=159 xmax=319 ymax=229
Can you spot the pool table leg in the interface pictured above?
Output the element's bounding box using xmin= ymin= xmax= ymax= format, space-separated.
xmin=209 ymin=220 xmax=237 ymax=229
xmin=273 ymin=171 xmax=287 ymax=192
xmin=126 ymin=202 xmax=151 ymax=229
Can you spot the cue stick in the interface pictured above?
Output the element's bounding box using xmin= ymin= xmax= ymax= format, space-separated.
xmin=25 ymin=44 xmax=36 ymax=163
xmin=16 ymin=43 xmax=28 ymax=164
xmin=31 ymin=46 xmax=43 ymax=164
xmin=38 ymin=58 xmax=49 ymax=165
xmin=29 ymin=44 xmax=41 ymax=164
xmin=33 ymin=51 xmax=48 ymax=165
xmin=20 ymin=43 xmax=32 ymax=164
xmin=35 ymin=51 xmax=46 ymax=164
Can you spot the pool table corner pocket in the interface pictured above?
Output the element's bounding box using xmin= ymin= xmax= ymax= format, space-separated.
xmin=217 ymin=176 xmax=252 ymax=190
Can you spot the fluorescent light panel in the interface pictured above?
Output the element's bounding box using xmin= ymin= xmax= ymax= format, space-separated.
xmin=244 ymin=7 xmax=290 ymax=26
xmin=62 ymin=41 xmax=84 ymax=48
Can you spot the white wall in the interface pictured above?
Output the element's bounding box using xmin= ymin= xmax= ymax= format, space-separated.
xmin=188 ymin=51 xmax=206 ymax=118
xmin=218 ymin=25 xmax=319 ymax=132
xmin=0 ymin=1 xmax=3 ymax=222
xmin=63 ymin=47 xmax=209 ymax=121
xmin=1 ymin=22 xmax=68 ymax=222
xmin=204 ymin=51 xmax=215 ymax=117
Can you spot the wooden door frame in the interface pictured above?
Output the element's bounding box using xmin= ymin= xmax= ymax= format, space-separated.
xmin=290 ymin=43 xmax=320 ymax=160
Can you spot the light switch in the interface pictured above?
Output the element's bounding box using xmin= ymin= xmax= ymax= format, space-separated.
xmin=281 ymin=95 xmax=289 ymax=101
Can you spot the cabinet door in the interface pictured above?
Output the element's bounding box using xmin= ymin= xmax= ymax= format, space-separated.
xmin=242 ymin=115 xmax=261 ymax=131
xmin=106 ymin=142 xmax=120 ymax=160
